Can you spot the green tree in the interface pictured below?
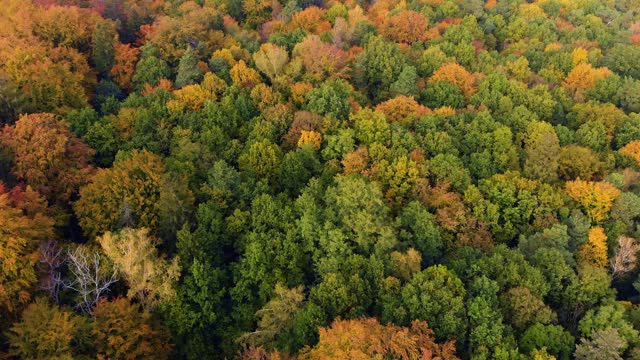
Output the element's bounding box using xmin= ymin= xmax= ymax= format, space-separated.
xmin=91 ymin=21 xmax=116 ymax=75
xmin=523 ymin=120 xmax=560 ymax=182
xmin=400 ymin=265 xmax=467 ymax=342
xmin=519 ymin=323 xmax=574 ymax=360
xmin=6 ymin=298 xmax=91 ymax=359
xmin=175 ymin=47 xmax=203 ymax=89
xmin=389 ymin=65 xmax=419 ymax=98
xmin=354 ymin=36 xmax=406 ymax=101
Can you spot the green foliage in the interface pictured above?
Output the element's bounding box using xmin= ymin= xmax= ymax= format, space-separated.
xmin=175 ymin=47 xmax=203 ymax=88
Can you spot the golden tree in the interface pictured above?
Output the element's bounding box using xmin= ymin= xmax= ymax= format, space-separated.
xmin=566 ymin=179 xmax=621 ymax=223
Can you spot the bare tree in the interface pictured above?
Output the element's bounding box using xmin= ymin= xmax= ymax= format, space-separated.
xmin=610 ymin=235 xmax=640 ymax=277
xmin=38 ymin=240 xmax=64 ymax=304
xmin=64 ymin=246 xmax=118 ymax=314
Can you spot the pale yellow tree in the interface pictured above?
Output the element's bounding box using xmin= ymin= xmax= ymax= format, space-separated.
xmin=98 ymin=228 xmax=180 ymax=309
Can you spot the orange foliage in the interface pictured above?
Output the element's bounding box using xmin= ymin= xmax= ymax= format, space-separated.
xmin=142 ymin=79 xmax=173 ymax=96
xmin=429 ymin=63 xmax=477 ymax=98
xmin=111 ymin=42 xmax=140 ymax=90
xmin=621 ymin=141 xmax=640 ymax=166
xmin=381 ymin=10 xmax=430 ymax=44
xmin=290 ymin=82 xmax=314 ymax=106
xmin=415 ymin=180 xmax=467 ymax=231
xmin=562 ymin=63 xmax=611 ymax=101
xmin=565 ymin=179 xmax=621 ymax=223
xmin=342 ymin=147 xmax=370 ymax=175
xmin=375 ymin=96 xmax=431 ymax=123
xmin=299 ymin=318 xmax=459 ymax=360
xmin=288 ymin=7 xmax=331 ymax=34
xmin=1 ymin=113 xmax=94 ymax=204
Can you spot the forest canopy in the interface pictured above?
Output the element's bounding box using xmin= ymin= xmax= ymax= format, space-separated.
xmin=2 ymin=0 xmax=640 ymax=359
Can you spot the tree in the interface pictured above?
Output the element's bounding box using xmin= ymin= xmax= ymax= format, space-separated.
xmin=238 ymin=139 xmax=283 ymax=182
xmin=621 ymin=140 xmax=640 ymax=166
xmin=575 ymin=328 xmax=626 ymax=360
xmin=175 ymin=47 xmax=203 ymax=88
xmin=0 ymin=184 xmax=54 ymax=315
xmin=304 ymin=80 xmax=352 ymax=121
xmin=74 ymin=150 xmax=192 ymax=240
xmin=429 ymin=63 xmax=476 ymax=98
xmin=558 ymin=145 xmax=602 ymax=180
xmin=565 ymin=180 xmax=621 ymax=223
xmin=298 ymin=318 xmax=459 ymax=360
xmin=381 ymin=10 xmax=430 ymax=44
xmin=1 ymin=113 xmax=94 ymax=205
xmin=604 ymin=44 xmax=640 ymax=79
xmin=238 ymin=284 xmax=304 ymax=349
xmin=519 ymin=323 xmax=574 ymax=360
xmin=523 ymin=121 xmax=560 ymax=182
xmin=253 ymin=43 xmax=289 ymax=83
xmin=374 ymin=95 xmax=430 ymax=123
xmin=6 ymin=298 xmax=90 ymax=359
xmin=563 ymin=63 xmax=611 ymax=101
xmin=292 ymin=35 xmax=350 ymax=82
xmin=611 ymin=235 xmax=640 ymax=277
xmin=355 ymin=36 xmax=406 ymax=101
xmin=400 ymin=265 xmax=467 ymax=342
xmin=132 ymin=47 xmax=171 ymax=91
xmin=98 ymin=228 xmax=180 ymax=309
xmin=111 ymin=42 xmax=140 ymax=90
xmin=500 ymin=287 xmax=557 ymax=333
xmin=578 ymin=227 xmax=609 ymax=268
xmin=91 ymin=21 xmax=116 ymax=75
xmin=230 ymin=60 xmax=262 ymax=89
xmin=389 ymin=65 xmax=419 ymax=98
xmin=64 ymin=245 xmax=118 ymax=314
xmin=92 ymin=297 xmax=172 ymax=359
xmin=578 ymin=303 xmax=638 ymax=346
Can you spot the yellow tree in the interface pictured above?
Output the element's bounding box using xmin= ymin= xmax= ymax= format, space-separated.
xmin=230 ymin=60 xmax=262 ymax=89
xmin=579 ymin=227 xmax=609 ymax=267
xmin=98 ymin=228 xmax=180 ymax=309
xmin=621 ymin=140 xmax=640 ymax=166
xmin=562 ymin=63 xmax=611 ymax=101
xmin=566 ymin=179 xmax=621 ymax=223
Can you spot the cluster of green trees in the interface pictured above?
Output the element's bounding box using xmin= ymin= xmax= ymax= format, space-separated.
xmin=2 ymin=0 xmax=640 ymax=358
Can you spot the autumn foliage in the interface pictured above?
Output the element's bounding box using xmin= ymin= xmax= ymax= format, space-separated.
xmin=566 ymin=180 xmax=621 ymax=223
xmin=298 ymin=318 xmax=458 ymax=360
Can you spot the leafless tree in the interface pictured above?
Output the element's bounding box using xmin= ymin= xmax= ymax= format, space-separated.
xmin=38 ymin=240 xmax=64 ymax=304
xmin=64 ymin=246 xmax=118 ymax=314
xmin=610 ymin=235 xmax=640 ymax=278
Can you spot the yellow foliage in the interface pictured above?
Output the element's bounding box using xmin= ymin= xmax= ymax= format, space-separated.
xmin=571 ymin=47 xmax=588 ymax=68
xmin=544 ymin=43 xmax=563 ymax=52
xmin=520 ymin=3 xmax=546 ymax=19
xmin=565 ymin=179 xmax=621 ymax=223
xmin=563 ymin=63 xmax=611 ymax=101
xmin=433 ymin=106 xmax=457 ymax=116
xmin=579 ymin=227 xmax=608 ymax=267
xmin=167 ymin=84 xmax=214 ymax=113
xmin=230 ymin=60 xmax=262 ymax=89
xmin=621 ymin=141 xmax=640 ymax=166
xmin=298 ymin=130 xmax=322 ymax=150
